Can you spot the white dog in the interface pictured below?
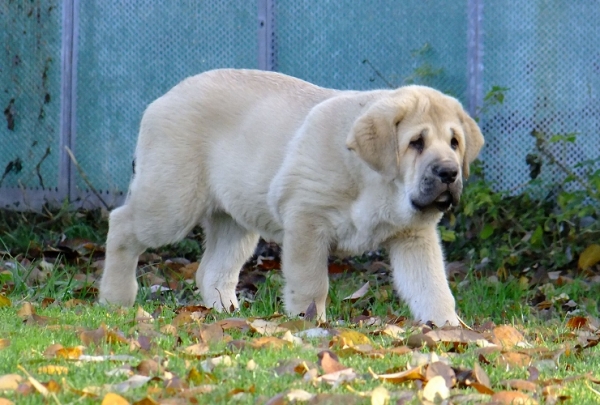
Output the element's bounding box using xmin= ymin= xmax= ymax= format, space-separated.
xmin=99 ymin=69 xmax=483 ymax=326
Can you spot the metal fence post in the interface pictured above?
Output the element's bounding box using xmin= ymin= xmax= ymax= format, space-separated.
xmin=467 ymin=0 xmax=484 ymax=117
xmin=59 ymin=0 xmax=79 ymax=202
xmin=258 ymin=0 xmax=276 ymax=71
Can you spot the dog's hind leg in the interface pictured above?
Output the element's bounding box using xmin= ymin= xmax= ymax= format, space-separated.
xmin=196 ymin=213 xmax=259 ymax=311
xmin=99 ymin=204 xmax=147 ymax=306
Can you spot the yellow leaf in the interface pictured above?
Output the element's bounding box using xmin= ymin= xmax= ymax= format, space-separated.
xmin=0 ymin=295 xmax=10 ymax=308
xmin=0 ymin=374 xmax=22 ymax=391
xmin=37 ymin=365 xmax=69 ymax=375
xmin=102 ymin=393 xmax=131 ymax=405
xmin=579 ymin=244 xmax=600 ymax=269
xmin=330 ymin=329 xmax=372 ymax=347
xmin=423 ymin=375 xmax=450 ymax=402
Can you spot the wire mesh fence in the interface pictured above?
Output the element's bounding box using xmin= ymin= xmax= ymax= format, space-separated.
xmin=0 ymin=0 xmax=598 ymax=209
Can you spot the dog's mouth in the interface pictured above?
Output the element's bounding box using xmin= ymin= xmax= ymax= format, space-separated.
xmin=412 ymin=191 xmax=457 ymax=212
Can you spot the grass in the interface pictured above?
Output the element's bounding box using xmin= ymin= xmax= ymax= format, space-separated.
xmin=1 ymin=208 xmax=600 ymax=404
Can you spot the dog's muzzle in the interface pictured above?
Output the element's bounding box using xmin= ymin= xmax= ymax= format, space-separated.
xmin=411 ymin=162 xmax=462 ymax=212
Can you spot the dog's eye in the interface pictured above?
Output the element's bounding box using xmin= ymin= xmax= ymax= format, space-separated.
xmin=450 ymin=137 xmax=459 ymax=150
xmin=409 ymin=136 xmax=424 ymax=153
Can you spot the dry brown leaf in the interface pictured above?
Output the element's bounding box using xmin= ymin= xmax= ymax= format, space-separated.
xmin=249 ymin=319 xmax=288 ymax=335
xmin=469 ymin=362 xmax=494 ymax=394
xmin=343 ymin=281 xmax=370 ymax=301
xmin=16 ymin=302 xmax=34 ymax=318
xmin=498 ymin=352 xmax=532 ymax=368
xmin=102 ymin=392 xmax=131 ymax=405
xmin=373 ymin=365 xmax=425 ymax=384
xmin=286 ymin=389 xmax=315 ymax=402
xmin=491 ymin=390 xmax=538 ymax=404
xmin=250 ymin=336 xmax=291 ymax=350
xmin=215 ymin=318 xmax=249 ymax=331
xmin=0 ymin=339 xmax=10 ymax=350
xmin=135 ymin=306 xmax=153 ymax=323
xmin=566 ymin=316 xmax=588 ymax=330
xmin=0 ymin=398 xmax=15 ymax=405
xmin=500 ymin=379 xmax=538 ymax=392
xmin=198 ymin=322 xmax=225 ymax=343
xmin=318 ymin=350 xmax=348 ymax=374
xmin=372 ymin=324 xmax=405 ymax=339
xmin=0 ymin=374 xmax=23 ymax=391
xmin=182 ymin=343 xmax=210 ymax=357
xmin=491 ymin=325 xmax=527 ymax=348
xmin=136 ymin=359 xmax=161 ymax=376
xmin=425 ymin=361 xmax=456 ymax=388
xmin=80 ymin=324 xmax=127 ymax=346
xmin=425 ymin=328 xmax=485 ymax=344
xmin=406 ymin=333 xmax=437 ymax=349
xmin=423 ymin=375 xmax=450 ymax=402
xmin=318 ymin=368 xmax=357 ymax=385
xmin=579 ymin=244 xmax=600 ymax=269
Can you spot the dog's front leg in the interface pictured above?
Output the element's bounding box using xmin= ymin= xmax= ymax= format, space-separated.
xmin=281 ymin=218 xmax=330 ymax=321
xmin=388 ymin=227 xmax=459 ymax=326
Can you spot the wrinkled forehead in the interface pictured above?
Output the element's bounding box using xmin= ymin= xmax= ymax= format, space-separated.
xmin=403 ymin=92 xmax=462 ymax=127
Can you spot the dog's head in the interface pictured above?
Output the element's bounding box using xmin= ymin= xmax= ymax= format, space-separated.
xmin=346 ymin=86 xmax=484 ymax=214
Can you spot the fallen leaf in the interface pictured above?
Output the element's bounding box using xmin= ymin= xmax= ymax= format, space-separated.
xmin=491 ymin=391 xmax=538 ymax=404
xmin=318 ymin=350 xmax=348 ymax=374
xmin=370 ymin=386 xmax=390 ymax=405
xmin=0 ymin=398 xmax=14 ymax=405
xmin=491 ymin=325 xmax=527 ymax=348
xmin=0 ymin=374 xmax=22 ymax=390
xmin=330 ymin=330 xmax=371 ymax=347
xmin=372 ymin=366 xmax=425 ymax=384
xmin=425 ymin=361 xmax=456 ymax=388
xmin=500 ymin=379 xmax=538 ymax=392
xmin=566 ymin=316 xmax=588 ymax=330
xmin=0 ymin=295 xmax=10 ymax=307
xmin=0 ymin=339 xmax=10 ymax=350
xmin=579 ymin=244 xmax=600 ymax=269
xmin=109 ymin=375 xmax=152 ymax=393
xmin=423 ymin=375 xmax=450 ymax=401
xmin=56 ymin=346 xmax=84 ymax=359
xmin=498 ymin=352 xmax=532 ymax=368
xmin=318 ymin=368 xmax=357 ymax=385
xmin=249 ymin=319 xmax=288 ymax=335
xmin=250 ymin=336 xmax=291 ymax=350
xmin=372 ymin=324 xmax=405 ymax=339
xmin=343 ymin=281 xmax=370 ymax=301
xmin=17 ymin=365 xmax=48 ymax=397
xmin=182 ymin=343 xmax=210 ymax=357
xmin=102 ymin=392 xmax=131 ymax=405
xmin=286 ymin=389 xmax=315 ymax=401
xmin=17 ymin=302 xmax=35 ymax=318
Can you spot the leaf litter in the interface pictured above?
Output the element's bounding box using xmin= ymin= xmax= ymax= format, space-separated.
xmin=1 ymin=219 xmax=600 ymax=403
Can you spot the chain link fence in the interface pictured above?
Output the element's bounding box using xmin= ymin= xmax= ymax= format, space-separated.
xmin=1 ymin=0 xmax=598 ymax=209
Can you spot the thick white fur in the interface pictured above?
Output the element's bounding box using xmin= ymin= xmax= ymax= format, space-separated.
xmin=99 ymin=69 xmax=484 ymax=326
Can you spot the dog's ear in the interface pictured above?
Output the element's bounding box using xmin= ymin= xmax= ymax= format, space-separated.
xmin=459 ymin=111 xmax=484 ymax=178
xmin=346 ymin=101 xmax=403 ymax=176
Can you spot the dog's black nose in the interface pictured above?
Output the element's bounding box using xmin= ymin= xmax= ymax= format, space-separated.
xmin=433 ymin=164 xmax=458 ymax=184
